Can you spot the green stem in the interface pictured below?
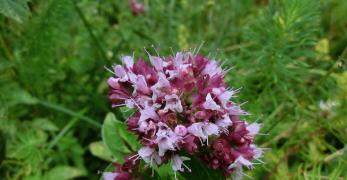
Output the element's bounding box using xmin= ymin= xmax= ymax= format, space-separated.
xmin=72 ymin=0 xmax=109 ymax=62
xmin=0 ymin=32 xmax=13 ymax=61
xmin=323 ymin=146 xmax=347 ymax=163
xmin=71 ymin=0 xmax=125 ymax=121
xmin=38 ymin=100 xmax=102 ymax=128
xmin=48 ymin=117 xmax=79 ymax=149
xmin=313 ymin=55 xmax=344 ymax=92
xmin=263 ymin=103 xmax=285 ymax=133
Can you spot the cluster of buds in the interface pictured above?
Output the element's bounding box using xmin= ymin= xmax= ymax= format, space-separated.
xmin=104 ymin=49 xmax=263 ymax=179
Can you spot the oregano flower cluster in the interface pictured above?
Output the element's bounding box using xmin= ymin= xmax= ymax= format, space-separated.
xmin=104 ymin=50 xmax=263 ymax=179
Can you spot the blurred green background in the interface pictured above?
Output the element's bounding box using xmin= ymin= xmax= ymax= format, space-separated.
xmin=0 ymin=0 xmax=346 ymax=179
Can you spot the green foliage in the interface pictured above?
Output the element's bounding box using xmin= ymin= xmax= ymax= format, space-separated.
xmin=101 ymin=113 xmax=140 ymax=163
xmin=0 ymin=0 xmax=347 ymax=179
xmin=0 ymin=0 xmax=30 ymax=23
xmin=239 ymin=0 xmax=321 ymax=113
xmin=17 ymin=0 xmax=75 ymax=92
xmin=89 ymin=141 xmax=113 ymax=161
xmin=44 ymin=166 xmax=86 ymax=180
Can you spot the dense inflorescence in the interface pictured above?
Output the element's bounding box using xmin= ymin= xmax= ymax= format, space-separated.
xmin=104 ymin=50 xmax=263 ymax=179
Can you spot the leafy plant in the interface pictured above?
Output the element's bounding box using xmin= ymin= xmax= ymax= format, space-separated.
xmin=0 ymin=0 xmax=346 ymax=179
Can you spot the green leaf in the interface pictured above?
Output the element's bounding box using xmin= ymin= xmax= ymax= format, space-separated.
xmin=5 ymin=89 xmax=38 ymax=107
xmin=32 ymin=118 xmax=59 ymax=131
xmin=119 ymin=106 xmax=135 ymax=118
xmin=18 ymin=0 xmax=74 ymax=91
xmin=154 ymin=163 xmax=176 ymax=180
xmin=102 ymin=112 xmax=140 ymax=163
xmin=7 ymin=130 xmax=44 ymax=167
xmin=0 ymin=0 xmax=29 ymax=23
xmin=44 ymin=166 xmax=86 ymax=180
xmin=89 ymin=141 xmax=113 ymax=161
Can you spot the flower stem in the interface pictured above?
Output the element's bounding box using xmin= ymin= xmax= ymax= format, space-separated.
xmin=48 ymin=116 xmax=80 ymax=149
xmin=72 ymin=0 xmax=109 ymax=63
xmin=38 ymin=100 xmax=102 ymax=128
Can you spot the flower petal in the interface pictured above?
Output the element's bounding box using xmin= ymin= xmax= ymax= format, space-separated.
xmin=139 ymin=104 xmax=158 ymax=122
xmin=122 ymin=56 xmax=134 ymax=69
xmin=187 ymin=123 xmax=207 ymax=140
xmin=149 ymin=56 xmax=164 ymax=72
xmin=138 ymin=146 xmax=154 ymax=158
xmin=203 ymin=123 xmax=219 ymax=136
xmin=203 ymin=93 xmax=221 ymax=111
xmin=246 ymin=123 xmax=261 ymax=136
xmin=103 ymin=172 xmax=118 ymax=180
xmin=172 ymin=155 xmax=184 ymax=172
xmin=164 ymin=94 xmax=183 ymax=113
xmin=215 ymin=114 xmax=232 ymax=128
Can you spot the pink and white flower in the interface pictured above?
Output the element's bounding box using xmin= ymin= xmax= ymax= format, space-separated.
xmin=106 ymin=49 xmax=263 ymax=179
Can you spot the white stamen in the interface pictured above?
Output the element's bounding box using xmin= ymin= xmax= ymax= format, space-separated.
xmin=130 ymin=97 xmax=142 ymax=110
xmin=240 ymin=101 xmax=249 ymax=106
xmin=257 ymin=133 xmax=269 ymax=136
xmin=133 ymin=156 xmax=140 ymax=161
xmin=182 ymin=163 xmax=191 ymax=172
xmin=194 ymin=41 xmax=205 ymax=56
xmin=112 ymin=103 xmax=126 ymax=107
xmin=241 ymin=172 xmax=253 ymax=179
xmin=151 ymin=44 xmax=160 ymax=57
xmin=170 ymin=47 xmax=175 ymax=57
xmin=104 ymin=66 xmax=115 ymax=74
xmin=128 ymin=154 xmax=139 ymax=160
xmin=144 ymin=47 xmax=151 ymax=58
xmin=255 ymin=158 xmax=265 ymax=164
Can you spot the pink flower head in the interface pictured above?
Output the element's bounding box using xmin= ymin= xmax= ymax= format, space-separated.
xmin=106 ymin=49 xmax=263 ymax=179
xmin=128 ymin=0 xmax=145 ymax=16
